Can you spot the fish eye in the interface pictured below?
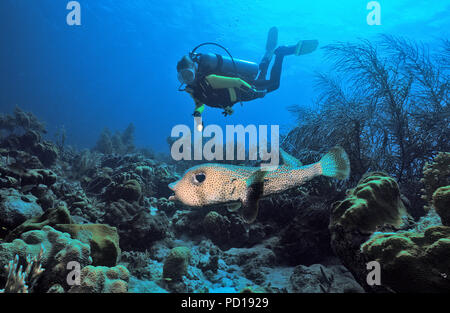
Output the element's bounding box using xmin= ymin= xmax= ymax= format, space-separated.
xmin=193 ymin=172 xmax=206 ymax=184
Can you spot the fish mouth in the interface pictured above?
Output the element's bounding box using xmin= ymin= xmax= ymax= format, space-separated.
xmin=168 ymin=194 xmax=177 ymax=201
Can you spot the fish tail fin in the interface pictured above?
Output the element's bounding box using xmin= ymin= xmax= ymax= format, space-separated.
xmin=318 ymin=146 xmax=350 ymax=180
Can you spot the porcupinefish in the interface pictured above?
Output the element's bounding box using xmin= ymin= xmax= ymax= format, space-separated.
xmin=168 ymin=146 xmax=350 ymax=223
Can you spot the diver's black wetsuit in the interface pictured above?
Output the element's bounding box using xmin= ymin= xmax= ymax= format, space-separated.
xmin=254 ymin=48 xmax=289 ymax=93
xmin=188 ymin=46 xmax=292 ymax=111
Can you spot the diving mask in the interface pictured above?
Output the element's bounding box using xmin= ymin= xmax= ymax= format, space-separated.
xmin=177 ymin=68 xmax=196 ymax=85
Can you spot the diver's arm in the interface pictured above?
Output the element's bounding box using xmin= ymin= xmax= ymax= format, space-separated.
xmin=193 ymin=101 xmax=205 ymax=117
xmin=205 ymin=75 xmax=252 ymax=90
xmin=205 ymin=74 xmax=266 ymax=101
xmin=186 ymin=87 xmax=205 ymax=116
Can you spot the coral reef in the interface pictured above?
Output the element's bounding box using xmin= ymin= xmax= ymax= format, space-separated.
xmin=289 ymin=264 xmax=364 ymax=293
xmin=202 ymin=211 xmax=248 ymax=249
xmin=421 ymin=152 xmax=450 ymax=211
xmin=0 ymin=226 xmax=92 ymax=292
xmin=330 ymin=165 xmax=450 ymax=292
xmin=68 ymin=265 xmax=130 ymax=293
xmin=361 ymin=225 xmax=450 ymax=292
xmin=5 ymin=205 xmax=72 ymax=241
xmin=0 ymin=188 xmax=43 ymax=230
xmin=0 ymin=106 xmax=368 ymax=293
xmin=0 ymin=246 xmax=44 ymax=293
xmin=163 ymin=246 xmax=191 ymax=282
xmin=330 ymin=172 xmax=407 ymax=234
xmin=433 ymin=186 xmax=450 ymax=226
xmin=329 ymin=172 xmax=410 ymax=292
xmin=53 ymin=224 xmax=120 ymax=267
xmin=93 ymin=124 xmax=136 ymax=155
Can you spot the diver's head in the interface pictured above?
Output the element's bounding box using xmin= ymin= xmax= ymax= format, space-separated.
xmin=177 ymin=55 xmax=196 ymax=85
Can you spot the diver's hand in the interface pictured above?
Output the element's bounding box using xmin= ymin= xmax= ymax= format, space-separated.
xmin=222 ymin=106 xmax=234 ymax=116
xmin=254 ymin=89 xmax=267 ymax=98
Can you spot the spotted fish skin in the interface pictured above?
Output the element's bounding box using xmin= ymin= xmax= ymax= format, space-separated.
xmin=169 ymin=146 xmax=350 ymax=223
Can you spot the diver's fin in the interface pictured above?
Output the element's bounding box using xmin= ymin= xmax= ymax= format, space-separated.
xmin=241 ymin=170 xmax=268 ymax=223
xmin=226 ymin=202 xmax=242 ymax=212
xmin=266 ymin=27 xmax=278 ymax=53
xmin=280 ymin=149 xmax=303 ymax=167
xmin=260 ymin=27 xmax=279 ymax=65
xmin=295 ymin=40 xmax=319 ymax=56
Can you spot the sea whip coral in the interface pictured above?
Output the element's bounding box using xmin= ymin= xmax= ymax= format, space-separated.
xmin=0 ymin=245 xmax=45 ymax=293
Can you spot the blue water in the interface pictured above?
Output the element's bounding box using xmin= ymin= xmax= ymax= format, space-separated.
xmin=0 ymin=0 xmax=449 ymax=152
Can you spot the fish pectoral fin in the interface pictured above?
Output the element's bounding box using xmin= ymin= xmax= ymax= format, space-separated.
xmin=241 ymin=199 xmax=260 ymax=223
xmin=246 ymin=169 xmax=269 ymax=187
xmin=241 ymin=170 xmax=267 ymax=223
xmin=280 ymin=148 xmax=303 ymax=167
xmin=226 ymin=202 xmax=242 ymax=212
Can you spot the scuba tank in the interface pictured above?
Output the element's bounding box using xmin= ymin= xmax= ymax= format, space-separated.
xmin=195 ymin=53 xmax=259 ymax=82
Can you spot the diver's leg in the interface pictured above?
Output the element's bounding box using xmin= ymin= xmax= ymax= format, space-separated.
xmin=257 ymin=27 xmax=278 ymax=81
xmin=264 ymin=41 xmax=319 ymax=92
xmin=265 ymin=53 xmax=284 ymax=92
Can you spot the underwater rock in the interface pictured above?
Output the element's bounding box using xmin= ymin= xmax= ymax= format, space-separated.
xmin=47 ymin=284 xmax=65 ymax=293
xmin=257 ymin=194 xmax=300 ymax=226
xmin=104 ymin=179 xmax=142 ymax=203
xmin=202 ymin=211 xmax=248 ymax=249
xmin=421 ymin=153 xmax=450 ymax=211
xmin=188 ymin=239 xmax=221 ymax=275
xmin=0 ymin=226 xmax=92 ymax=292
xmin=118 ymin=179 xmax=142 ymax=202
xmin=0 ymin=149 xmax=43 ymax=169
xmin=31 ymin=141 xmax=58 ymax=167
xmin=128 ymin=277 xmax=168 ymax=293
xmin=433 ymin=186 xmax=450 ymax=226
xmin=0 ymin=107 xmax=46 ymax=134
xmin=5 ymin=205 xmax=72 ymax=241
xmin=28 ymin=183 xmax=56 ymax=210
xmin=289 ymin=264 xmax=364 ymax=293
xmin=329 ymin=172 xmax=408 ymax=292
xmin=0 ymin=129 xmax=58 ymax=167
xmin=172 ymin=209 xmax=205 ymax=237
xmin=53 ymin=223 xmax=121 ymax=267
xmin=0 ymin=163 xmax=57 ymax=188
xmin=247 ymin=223 xmax=269 ymax=246
xmin=329 ymin=171 xmax=450 ymax=293
xmin=163 ymin=246 xmax=191 ymax=282
xmin=223 ymin=245 xmax=276 ymax=284
xmin=118 ymin=211 xmax=170 ymax=251
xmin=330 ymin=172 xmax=407 ymax=234
xmin=361 ymin=226 xmax=450 ymax=292
xmin=85 ymin=173 xmax=112 ymax=194
xmin=275 ymin=202 xmax=332 ymax=266
xmin=68 ymin=265 xmax=130 ymax=293
xmin=152 ymin=164 xmax=179 ymax=198
xmin=120 ymin=251 xmax=155 ymax=280
xmin=0 ymin=188 xmax=43 ymax=230
xmin=100 ymin=199 xmax=140 ymax=227
xmin=149 ymin=197 xmax=177 ymax=217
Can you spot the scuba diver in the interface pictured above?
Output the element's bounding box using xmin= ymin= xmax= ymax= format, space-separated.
xmin=176 ymin=27 xmax=318 ymax=127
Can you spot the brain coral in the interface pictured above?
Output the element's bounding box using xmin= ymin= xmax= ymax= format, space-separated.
xmin=361 ymin=226 xmax=450 ymax=292
xmin=0 ymin=226 xmax=92 ymax=292
xmin=68 ymin=265 xmax=130 ymax=293
xmin=330 ymin=172 xmax=407 ymax=234
xmin=163 ymin=246 xmax=191 ymax=282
